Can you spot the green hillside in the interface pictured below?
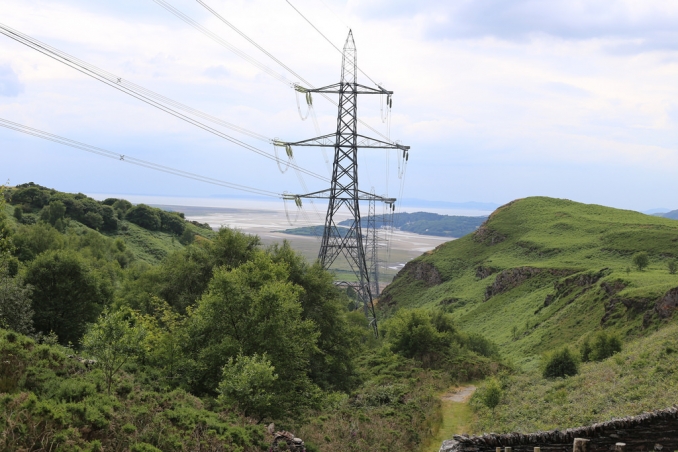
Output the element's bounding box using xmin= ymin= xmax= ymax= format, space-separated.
xmin=381 ymin=197 xmax=678 ymax=366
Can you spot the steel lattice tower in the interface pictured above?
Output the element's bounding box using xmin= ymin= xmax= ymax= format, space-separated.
xmin=282 ymin=31 xmax=409 ymax=335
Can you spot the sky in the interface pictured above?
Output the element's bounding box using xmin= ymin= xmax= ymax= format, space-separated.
xmin=2 ymin=0 xmax=678 ymax=212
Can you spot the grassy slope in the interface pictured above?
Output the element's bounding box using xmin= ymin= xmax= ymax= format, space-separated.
xmin=381 ymin=197 xmax=678 ymax=367
xmin=470 ymin=322 xmax=678 ymax=433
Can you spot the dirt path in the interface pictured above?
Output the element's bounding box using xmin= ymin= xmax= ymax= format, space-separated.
xmin=422 ymin=385 xmax=477 ymax=452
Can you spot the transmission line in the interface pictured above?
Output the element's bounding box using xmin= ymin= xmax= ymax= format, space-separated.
xmin=0 ymin=23 xmax=329 ymax=183
xmin=284 ymin=0 xmax=381 ymax=88
xmin=0 ymin=118 xmax=280 ymax=198
xmin=152 ymin=0 xmax=394 ymax=143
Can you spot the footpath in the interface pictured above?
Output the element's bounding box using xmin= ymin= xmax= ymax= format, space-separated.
xmin=423 ymin=385 xmax=476 ymax=452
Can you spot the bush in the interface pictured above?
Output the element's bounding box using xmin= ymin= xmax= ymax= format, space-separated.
xmin=589 ymin=330 xmax=622 ymax=361
xmin=543 ymin=347 xmax=578 ymax=379
xmin=126 ymin=204 xmax=161 ymax=231
xmin=632 ymin=252 xmax=649 ymax=271
xmin=482 ymin=378 xmax=502 ymax=411
xmin=669 ymin=260 xmax=677 ymax=275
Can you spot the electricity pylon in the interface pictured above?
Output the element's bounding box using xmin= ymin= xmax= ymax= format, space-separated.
xmin=282 ymin=31 xmax=409 ymax=336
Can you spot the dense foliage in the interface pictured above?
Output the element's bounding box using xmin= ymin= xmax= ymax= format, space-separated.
xmin=0 ymin=184 xmax=501 ymax=451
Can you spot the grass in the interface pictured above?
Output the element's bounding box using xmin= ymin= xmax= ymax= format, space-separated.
xmin=421 ymin=387 xmax=475 ymax=452
xmin=381 ymin=197 xmax=678 ymax=365
xmin=469 ymin=321 xmax=678 ymax=433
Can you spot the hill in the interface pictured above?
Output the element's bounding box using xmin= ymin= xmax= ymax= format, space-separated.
xmin=281 ymin=212 xmax=487 ymax=239
xmin=380 ymin=197 xmax=678 ymax=365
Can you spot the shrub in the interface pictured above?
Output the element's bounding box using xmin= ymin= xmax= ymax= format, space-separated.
xmin=669 ymin=260 xmax=677 ymax=275
xmin=580 ymin=339 xmax=592 ymax=362
xmin=125 ymin=204 xmax=161 ymax=231
xmin=543 ymin=347 xmax=578 ymax=379
xmin=590 ymin=330 xmax=622 ymax=361
xmin=482 ymin=378 xmax=502 ymax=411
xmin=632 ymin=252 xmax=649 ymax=271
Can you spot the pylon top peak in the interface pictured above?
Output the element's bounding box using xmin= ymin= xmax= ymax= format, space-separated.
xmin=344 ymin=29 xmax=355 ymax=51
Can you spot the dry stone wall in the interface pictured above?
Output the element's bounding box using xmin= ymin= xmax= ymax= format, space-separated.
xmin=441 ymin=406 xmax=678 ymax=452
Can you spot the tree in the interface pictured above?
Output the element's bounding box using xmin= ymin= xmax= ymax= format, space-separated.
xmin=0 ymin=265 xmax=34 ymax=335
xmin=219 ymin=353 xmax=278 ymax=421
xmin=40 ymin=200 xmax=66 ymax=226
xmin=580 ymin=339 xmax=592 ymax=362
xmin=83 ymin=211 xmax=104 ymax=230
xmin=543 ymin=347 xmax=579 ymax=379
xmin=159 ymin=210 xmax=185 ymax=235
xmin=209 ymin=227 xmax=261 ymax=269
xmin=125 ymin=204 xmax=161 ymax=230
xmin=668 ymin=260 xmax=677 ymax=275
xmin=101 ymin=205 xmax=118 ymax=232
xmin=267 ymin=241 xmax=360 ymax=391
xmin=25 ymin=250 xmax=109 ymax=344
xmin=632 ymin=252 xmax=649 ymax=271
xmin=184 ymin=252 xmax=319 ymax=415
xmin=82 ymin=309 xmax=146 ymax=394
xmin=13 ymin=207 xmax=22 ymax=222
xmin=384 ymin=309 xmax=451 ymax=365
xmin=482 ymin=378 xmax=502 ymax=412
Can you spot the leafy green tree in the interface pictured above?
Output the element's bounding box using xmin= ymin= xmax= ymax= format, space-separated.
xmin=125 ymin=204 xmax=161 ymax=230
xmin=543 ymin=347 xmax=579 ymax=379
xmin=668 ymin=260 xmax=677 ymax=275
xmin=0 ymin=265 xmax=33 ymax=335
xmin=40 ymin=200 xmax=66 ymax=226
xmin=137 ymin=296 xmax=189 ymax=384
xmin=385 ymin=309 xmax=452 ymax=365
xmin=184 ymin=252 xmax=319 ymax=414
xmin=12 ymin=223 xmax=64 ymax=261
xmin=159 ymin=210 xmax=185 ymax=235
xmin=482 ymin=378 xmax=502 ymax=412
xmin=101 ymin=205 xmax=118 ymax=231
xmin=209 ymin=227 xmax=260 ymax=268
xmin=632 ymin=252 xmax=650 ymax=271
xmin=219 ymin=353 xmax=278 ymax=421
xmin=82 ymin=308 xmax=146 ymax=394
xmin=25 ymin=250 xmax=109 ymax=344
xmin=268 ymin=241 xmax=361 ymax=391
xmin=83 ymin=211 xmax=104 ymax=230
xmin=13 ymin=207 xmax=22 ymax=222
xmin=589 ymin=330 xmax=622 ymax=361
xmin=112 ymin=199 xmax=132 ymax=217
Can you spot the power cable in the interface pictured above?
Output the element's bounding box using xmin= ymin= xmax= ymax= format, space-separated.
xmin=284 ymin=0 xmax=381 ymax=88
xmin=0 ymin=23 xmax=329 ymax=183
xmin=153 ymin=0 xmax=293 ymax=86
xmin=0 ymin=117 xmax=280 ymax=198
xmin=163 ymin=0 xmax=394 ymax=143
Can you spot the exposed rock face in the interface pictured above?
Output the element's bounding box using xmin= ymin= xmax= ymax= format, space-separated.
xmin=472 ymin=225 xmax=506 ymax=246
xmin=485 ymin=267 xmax=576 ymax=301
xmin=405 ymin=261 xmax=443 ymax=287
xmin=600 ymin=280 xmax=626 ymax=296
xmin=655 ymin=287 xmax=678 ymax=318
xmin=475 ymin=266 xmax=498 ymax=280
xmin=440 ymin=405 xmax=678 ymax=452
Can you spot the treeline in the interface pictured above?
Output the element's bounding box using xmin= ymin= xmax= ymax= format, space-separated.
xmin=7 ymin=182 xmax=209 ymax=244
xmin=0 ymin=184 xmax=502 ymax=451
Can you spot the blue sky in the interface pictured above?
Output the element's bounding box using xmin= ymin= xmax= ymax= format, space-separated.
xmin=2 ymin=0 xmax=678 ymax=211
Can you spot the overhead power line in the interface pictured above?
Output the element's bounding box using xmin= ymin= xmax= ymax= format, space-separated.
xmin=284 ymin=0 xmax=381 ymax=88
xmin=152 ymin=0 xmax=394 ymax=143
xmin=151 ymin=0 xmax=293 ymax=86
xmin=0 ymin=117 xmax=281 ymax=198
xmin=0 ymin=23 xmax=329 ymax=183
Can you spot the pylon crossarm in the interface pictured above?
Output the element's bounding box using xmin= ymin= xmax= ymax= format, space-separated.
xmin=296 ymin=82 xmax=392 ymax=95
xmin=284 ymin=189 xmax=395 ymax=204
xmin=283 ymin=133 xmax=408 ymax=151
